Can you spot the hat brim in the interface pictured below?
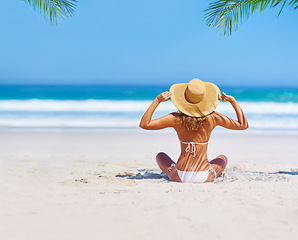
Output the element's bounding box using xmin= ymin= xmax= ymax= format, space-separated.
xmin=170 ymin=82 xmax=220 ymax=117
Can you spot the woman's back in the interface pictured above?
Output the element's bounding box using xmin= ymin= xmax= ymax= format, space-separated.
xmin=173 ymin=112 xmax=216 ymax=172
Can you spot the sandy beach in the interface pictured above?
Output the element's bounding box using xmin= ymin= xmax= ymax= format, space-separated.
xmin=1 ymin=129 xmax=298 ymax=240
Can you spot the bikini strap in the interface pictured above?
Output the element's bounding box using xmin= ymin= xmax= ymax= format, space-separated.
xmin=209 ymin=165 xmax=217 ymax=182
xmin=180 ymin=141 xmax=209 ymax=159
xmin=168 ymin=163 xmax=176 ymax=172
xmin=180 ymin=141 xmax=209 ymax=145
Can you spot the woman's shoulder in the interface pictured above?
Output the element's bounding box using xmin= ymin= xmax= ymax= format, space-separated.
xmin=171 ymin=112 xmax=179 ymax=118
xmin=159 ymin=112 xmax=179 ymax=125
xmin=204 ymin=111 xmax=221 ymax=128
xmin=209 ymin=111 xmax=225 ymax=120
xmin=169 ymin=112 xmax=181 ymax=124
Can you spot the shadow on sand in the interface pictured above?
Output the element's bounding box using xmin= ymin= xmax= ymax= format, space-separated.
xmin=116 ymin=169 xmax=169 ymax=180
xmin=274 ymin=171 xmax=298 ymax=176
xmin=115 ymin=168 xmax=298 ymax=182
xmin=248 ymin=170 xmax=298 ymax=176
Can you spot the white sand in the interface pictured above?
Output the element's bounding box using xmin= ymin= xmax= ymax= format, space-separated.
xmin=1 ymin=130 xmax=298 ymax=240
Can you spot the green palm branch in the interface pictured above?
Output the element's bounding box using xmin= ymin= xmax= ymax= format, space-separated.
xmin=23 ymin=0 xmax=77 ymax=23
xmin=205 ymin=0 xmax=298 ymax=35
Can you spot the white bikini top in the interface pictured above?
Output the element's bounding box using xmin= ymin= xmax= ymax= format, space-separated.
xmin=180 ymin=141 xmax=209 ymax=159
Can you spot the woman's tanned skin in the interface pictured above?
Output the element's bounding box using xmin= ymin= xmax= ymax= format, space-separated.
xmin=139 ymin=92 xmax=248 ymax=182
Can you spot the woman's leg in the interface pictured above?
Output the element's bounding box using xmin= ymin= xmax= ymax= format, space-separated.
xmin=206 ymin=155 xmax=228 ymax=182
xmin=156 ymin=152 xmax=181 ymax=182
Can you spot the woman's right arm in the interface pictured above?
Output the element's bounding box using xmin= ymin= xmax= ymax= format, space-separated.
xmin=214 ymin=92 xmax=248 ymax=130
xmin=139 ymin=91 xmax=175 ymax=130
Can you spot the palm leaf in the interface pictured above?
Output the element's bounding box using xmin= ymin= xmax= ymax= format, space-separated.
xmin=23 ymin=0 xmax=77 ymax=23
xmin=205 ymin=0 xmax=298 ymax=35
xmin=289 ymin=0 xmax=298 ymax=9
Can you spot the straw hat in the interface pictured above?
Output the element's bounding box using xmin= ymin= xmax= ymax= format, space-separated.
xmin=170 ymin=78 xmax=220 ymax=117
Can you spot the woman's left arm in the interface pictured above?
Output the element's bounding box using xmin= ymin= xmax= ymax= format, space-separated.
xmin=139 ymin=91 xmax=175 ymax=130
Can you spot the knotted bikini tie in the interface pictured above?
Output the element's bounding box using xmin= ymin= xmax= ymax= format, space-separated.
xmin=180 ymin=141 xmax=209 ymax=159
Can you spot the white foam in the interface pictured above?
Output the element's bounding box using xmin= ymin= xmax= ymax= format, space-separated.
xmin=0 ymin=116 xmax=139 ymax=128
xmin=0 ymin=99 xmax=175 ymax=112
xmin=0 ymin=115 xmax=297 ymax=130
xmin=1 ymin=99 xmax=298 ymax=130
xmin=217 ymin=101 xmax=298 ymax=115
xmin=0 ymin=100 xmax=297 ymax=115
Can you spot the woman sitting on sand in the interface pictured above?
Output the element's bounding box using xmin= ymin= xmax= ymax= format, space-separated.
xmin=139 ymin=78 xmax=248 ymax=183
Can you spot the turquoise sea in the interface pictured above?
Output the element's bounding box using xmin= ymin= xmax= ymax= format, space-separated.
xmin=0 ymin=84 xmax=298 ymax=132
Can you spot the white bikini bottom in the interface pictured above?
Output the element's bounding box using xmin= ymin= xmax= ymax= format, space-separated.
xmin=169 ymin=163 xmax=217 ymax=183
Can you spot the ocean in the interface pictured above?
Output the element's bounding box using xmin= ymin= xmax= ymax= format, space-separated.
xmin=0 ymin=84 xmax=298 ymax=133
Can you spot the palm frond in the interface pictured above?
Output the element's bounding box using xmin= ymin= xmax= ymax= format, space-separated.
xmin=289 ymin=0 xmax=298 ymax=9
xmin=23 ymin=0 xmax=77 ymax=24
xmin=205 ymin=0 xmax=297 ymax=36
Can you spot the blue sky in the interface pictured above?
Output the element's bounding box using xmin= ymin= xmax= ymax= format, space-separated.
xmin=0 ymin=0 xmax=298 ymax=87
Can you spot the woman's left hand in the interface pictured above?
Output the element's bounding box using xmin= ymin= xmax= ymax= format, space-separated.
xmin=218 ymin=92 xmax=235 ymax=103
xmin=156 ymin=91 xmax=172 ymax=103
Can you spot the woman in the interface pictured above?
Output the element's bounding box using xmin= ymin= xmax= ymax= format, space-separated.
xmin=139 ymin=78 xmax=248 ymax=183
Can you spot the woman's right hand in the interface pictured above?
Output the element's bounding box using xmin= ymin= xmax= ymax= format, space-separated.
xmin=218 ymin=92 xmax=235 ymax=103
xmin=156 ymin=91 xmax=172 ymax=103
